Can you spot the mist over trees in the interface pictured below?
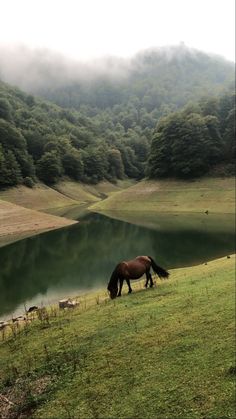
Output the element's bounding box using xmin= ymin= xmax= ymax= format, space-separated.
xmin=0 ymin=45 xmax=234 ymax=189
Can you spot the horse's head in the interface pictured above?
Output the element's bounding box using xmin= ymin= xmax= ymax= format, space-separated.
xmin=107 ymin=284 xmax=118 ymax=299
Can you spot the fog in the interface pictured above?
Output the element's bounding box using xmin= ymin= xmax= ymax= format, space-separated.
xmin=0 ymin=43 xmax=233 ymax=94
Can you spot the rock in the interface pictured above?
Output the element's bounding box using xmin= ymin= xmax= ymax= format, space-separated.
xmin=59 ymin=298 xmax=79 ymax=309
xmin=27 ymin=306 xmax=38 ymax=313
xmin=12 ymin=316 xmax=26 ymax=323
xmin=0 ymin=321 xmax=10 ymax=330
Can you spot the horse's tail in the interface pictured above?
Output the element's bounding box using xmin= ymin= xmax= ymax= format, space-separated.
xmin=107 ymin=265 xmax=119 ymax=292
xmin=148 ymin=256 xmax=169 ymax=279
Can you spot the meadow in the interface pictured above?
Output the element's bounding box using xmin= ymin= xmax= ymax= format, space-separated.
xmin=0 ymin=255 xmax=235 ymax=418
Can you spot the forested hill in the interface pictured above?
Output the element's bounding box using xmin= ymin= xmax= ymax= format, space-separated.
xmin=38 ymin=46 xmax=234 ymax=112
xmin=0 ymin=79 xmax=151 ymax=188
xmin=0 ymin=46 xmax=234 ymax=189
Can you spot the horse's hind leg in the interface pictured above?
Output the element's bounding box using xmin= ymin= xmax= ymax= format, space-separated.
xmin=149 ymin=272 xmax=154 ymax=287
xmin=146 ymin=270 xmax=153 ymax=288
xmin=126 ymin=279 xmax=132 ymax=294
xmin=117 ymin=278 xmax=124 ymax=297
xmin=145 ymin=271 xmax=150 ymax=288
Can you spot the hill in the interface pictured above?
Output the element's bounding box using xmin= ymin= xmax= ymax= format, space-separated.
xmin=40 ymin=46 xmax=234 ymax=113
xmin=91 ymin=177 xmax=235 ymax=214
xmin=0 ymin=255 xmax=234 ymax=418
xmin=0 ymin=46 xmax=234 ymax=189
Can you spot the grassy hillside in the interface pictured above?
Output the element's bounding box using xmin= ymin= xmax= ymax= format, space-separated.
xmin=53 ymin=179 xmax=134 ymax=203
xmin=91 ymin=177 xmax=235 ymax=214
xmin=0 ymin=180 xmax=134 ymax=212
xmin=0 ymin=255 xmax=235 ymax=418
xmin=0 ymin=183 xmax=78 ymax=211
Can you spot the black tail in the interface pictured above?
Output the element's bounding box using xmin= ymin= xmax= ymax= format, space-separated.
xmin=149 ymin=256 xmax=169 ymax=279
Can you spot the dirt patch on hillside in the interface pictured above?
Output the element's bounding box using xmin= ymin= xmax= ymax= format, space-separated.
xmin=0 ymin=200 xmax=77 ymax=247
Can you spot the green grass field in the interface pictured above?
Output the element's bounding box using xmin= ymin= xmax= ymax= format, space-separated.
xmin=0 ymin=255 xmax=235 ymax=419
xmin=90 ymin=177 xmax=235 ymax=214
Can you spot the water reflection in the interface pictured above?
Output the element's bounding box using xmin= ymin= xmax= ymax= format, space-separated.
xmin=0 ymin=212 xmax=234 ymax=319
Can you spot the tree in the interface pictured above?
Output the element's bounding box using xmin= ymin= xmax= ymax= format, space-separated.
xmin=62 ymin=151 xmax=84 ymax=180
xmin=148 ymin=112 xmax=211 ymax=179
xmin=222 ymin=107 xmax=236 ymax=161
xmin=36 ymin=151 xmax=63 ymax=184
xmin=108 ymin=149 xmax=125 ymax=179
xmin=0 ymin=98 xmax=12 ymax=120
xmin=203 ymin=115 xmax=223 ymax=165
xmin=82 ymin=148 xmax=108 ymax=182
xmin=0 ymin=118 xmax=26 ymax=151
xmin=0 ymin=147 xmax=22 ymax=187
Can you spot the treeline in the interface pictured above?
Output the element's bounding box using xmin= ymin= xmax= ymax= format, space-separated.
xmin=148 ymin=92 xmax=235 ymax=178
xmin=0 ymin=80 xmax=152 ymax=188
xmin=0 ymin=79 xmax=234 ymax=189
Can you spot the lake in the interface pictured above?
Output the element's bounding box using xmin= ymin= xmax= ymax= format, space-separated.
xmin=0 ymin=210 xmax=235 ymax=320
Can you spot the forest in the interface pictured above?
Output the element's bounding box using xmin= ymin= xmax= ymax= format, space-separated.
xmin=0 ymin=46 xmax=234 ymax=189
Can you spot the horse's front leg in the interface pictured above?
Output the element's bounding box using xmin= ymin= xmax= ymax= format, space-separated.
xmin=126 ymin=279 xmax=132 ymax=294
xmin=117 ymin=278 xmax=124 ymax=297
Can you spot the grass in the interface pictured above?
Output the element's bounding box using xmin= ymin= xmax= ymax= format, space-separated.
xmin=90 ymin=177 xmax=235 ymax=214
xmin=0 ymin=183 xmax=78 ymax=211
xmin=0 ymin=255 xmax=235 ymax=418
xmin=0 ymin=179 xmax=135 ymax=212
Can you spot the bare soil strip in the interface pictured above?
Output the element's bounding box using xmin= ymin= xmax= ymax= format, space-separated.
xmin=0 ymin=200 xmax=77 ymax=247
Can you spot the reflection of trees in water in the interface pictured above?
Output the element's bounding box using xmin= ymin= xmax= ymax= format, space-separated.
xmin=0 ymin=213 xmax=234 ymax=317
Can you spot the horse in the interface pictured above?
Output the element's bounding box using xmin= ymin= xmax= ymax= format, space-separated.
xmin=107 ymin=255 xmax=169 ymax=299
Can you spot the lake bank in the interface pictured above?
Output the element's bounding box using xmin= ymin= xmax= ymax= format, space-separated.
xmin=0 ymin=200 xmax=77 ymax=247
xmin=0 ymin=210 xmax=234 ymax=321
xmin=91 ymin=177 xmax=235 ymax=214
xmin=0 ymin=177 xmax=234 ymax=247
xmin=0 ymin=254 xmax=234 ymax=418
xmin=0 ymin=180 xmax=134 ymax=247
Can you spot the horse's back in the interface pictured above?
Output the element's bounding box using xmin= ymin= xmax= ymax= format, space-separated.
xmin=135 ymin=255 xmax=151 ymax=264
xmin=119 ymin=256 xmax=151 ymax=279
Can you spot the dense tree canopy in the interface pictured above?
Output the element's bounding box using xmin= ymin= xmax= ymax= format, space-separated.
xmin=0 ymin=47 xmax=234 ymax=189
xmin=148 ymin=92 xmax=235 ymax=179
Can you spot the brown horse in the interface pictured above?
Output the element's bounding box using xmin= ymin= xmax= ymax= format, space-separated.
xmin=107 ymin=256 xmax=169 ymax=299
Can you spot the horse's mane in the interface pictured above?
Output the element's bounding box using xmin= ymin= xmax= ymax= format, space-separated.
xmin=107 ymin=265 xmax=119 ymax=291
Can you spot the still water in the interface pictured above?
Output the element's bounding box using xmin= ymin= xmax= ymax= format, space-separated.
xmin=0 ymin=211 xmax=235 ymax=320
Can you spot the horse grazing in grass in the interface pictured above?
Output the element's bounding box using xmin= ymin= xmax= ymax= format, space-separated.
xmin=107 ymin=255 xmax=169 ymax=299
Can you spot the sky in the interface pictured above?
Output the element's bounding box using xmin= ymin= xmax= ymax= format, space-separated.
xmin=0 ymin=0 xmax=235 ymax=62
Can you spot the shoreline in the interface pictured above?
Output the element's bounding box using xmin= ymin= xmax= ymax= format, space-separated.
xmin=0 ymin=253 xmax=235 ymax=337
xmin=0 ymin=199 xmax=78 ymax=248
xmin=0 ymin=179 xmax=134 ymax=247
